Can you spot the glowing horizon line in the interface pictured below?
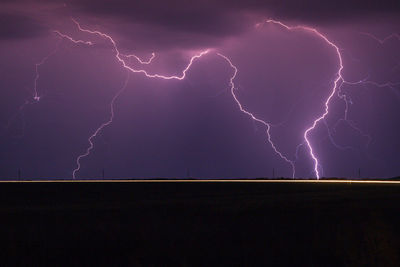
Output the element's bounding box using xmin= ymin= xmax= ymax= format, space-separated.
xmin=2 ymin=179 xmax=400 ymax=184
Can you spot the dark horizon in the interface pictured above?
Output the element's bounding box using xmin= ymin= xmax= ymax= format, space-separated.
xmin=1 ymin=178 xmax=400 ymax=265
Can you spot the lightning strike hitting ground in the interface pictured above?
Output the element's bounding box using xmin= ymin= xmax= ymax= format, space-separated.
xmin=217 ymin=53 xmax=297 ymax=178
xmin=72 ymin=74 xmax=130 ymax=179
xmin=262 ymin=19 xmax=345 ymax=179
xmin=66 ymin=19 xmax=300 ymax=178
xmin=309 ymin=30 xmax=400 ymax=160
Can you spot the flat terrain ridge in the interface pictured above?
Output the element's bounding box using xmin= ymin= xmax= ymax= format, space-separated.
xmin=0 ymin=180 xmax=399 ymax=266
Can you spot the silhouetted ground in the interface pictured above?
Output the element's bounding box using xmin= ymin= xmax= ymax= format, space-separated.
xmin=0 ymin=180 xmax=400 ymax=266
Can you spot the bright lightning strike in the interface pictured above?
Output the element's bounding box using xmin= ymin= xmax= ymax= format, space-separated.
xmin=263 ymin=19 xmax=345 ymax=179
xmin=71 ymin=18 xmax=209 ymax=80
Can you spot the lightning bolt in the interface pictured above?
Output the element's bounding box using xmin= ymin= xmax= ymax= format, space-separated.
xmin=55 ymin=19 xmax=209 ymax=178
xmin=217 ymin=53 xmax=297 ymax=178
xmin=360 ymin=32 xmax=400 ymax=44
xmin=328 ymin=78 xmax=374 ymax=150
xmin=33 ymin=40 xmax=61 ymax=102
xmin=260 ymin=19 xmax=345 ymax=179
xmin=3 ymin=39 xmax=61 ymax=138
xmin=122 ymin=52 xmax=156 ymax=65
xmin=5 ymin=30 xmax=92 ymax=135
xmin=325 ymin=29 xmax=400 ymax=156
xmin=53 ymin=30 xmax=94 ymax=46
xmin=73 ymin=74 xmax=130 ymax=179
xmin=260 ymin=20 xmax=396 ymax=177
xmin=355 ymin=31 xmax=400 ymax=98
xmin=336 ymin=76 xmax=400 ymax=144
xmin=299 ymin=29 xmax=400 ymax=174
xmin=71 ymin=18 xmax=209 ymax=80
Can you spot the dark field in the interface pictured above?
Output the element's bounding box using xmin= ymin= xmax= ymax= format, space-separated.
xmin=1 ymin=180 xmax=400 ymax=266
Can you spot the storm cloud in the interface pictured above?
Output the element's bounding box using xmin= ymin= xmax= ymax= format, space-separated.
xmin=0 ymin=13 xmax=47 ymax=40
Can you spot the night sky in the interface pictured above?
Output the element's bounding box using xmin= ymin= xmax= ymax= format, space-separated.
xmin=1 ymin=0 xmax=399 ymax=179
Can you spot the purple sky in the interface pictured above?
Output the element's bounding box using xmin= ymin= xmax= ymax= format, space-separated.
xmin=0 ymin=0 xmax=399 ymax=179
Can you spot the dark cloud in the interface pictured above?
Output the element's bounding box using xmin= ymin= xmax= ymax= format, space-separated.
xmin=69 ymin=0 xmax=400 ymax=31
xmin=2 ymin=0 xmax=399 ymax=41
xmin=47 ymin=0 xmax=397 ymax=52
xmin=0 ymin=13 xmax=48 ymax=40
xmin=3 ymin=0 xmax=398 ymax=46
xmin=69 ymin=0 xmax=252 ymax=39
xmin=244 ymin=0 xmax=399 ymax=22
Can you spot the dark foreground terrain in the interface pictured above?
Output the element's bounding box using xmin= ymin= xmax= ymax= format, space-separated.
xmin=1 ymin=180 xmax=400 ymax=266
